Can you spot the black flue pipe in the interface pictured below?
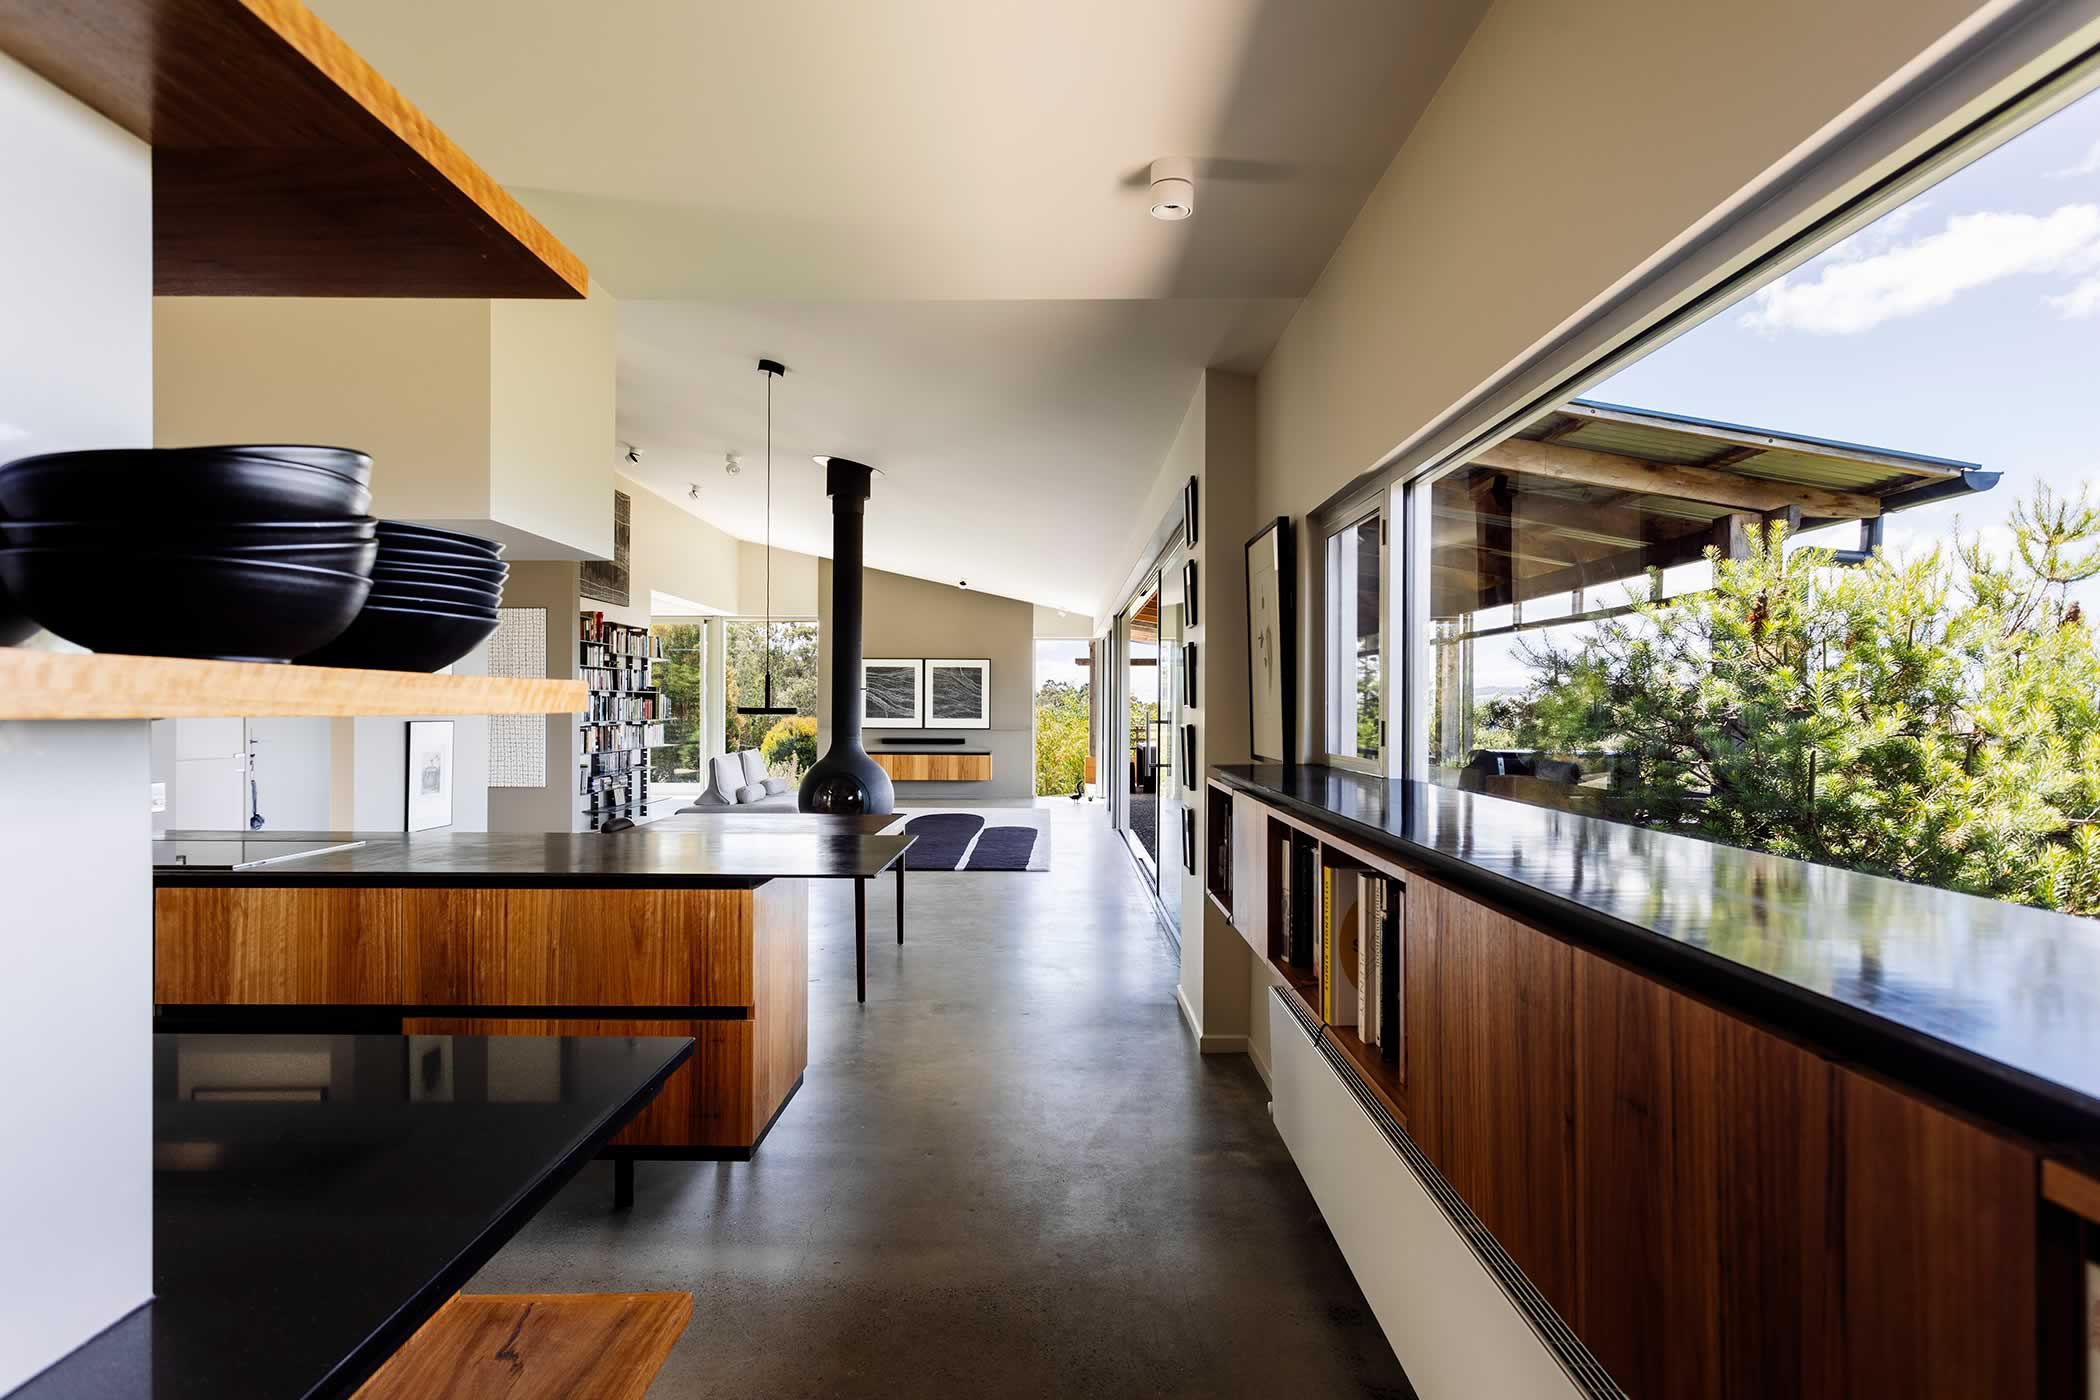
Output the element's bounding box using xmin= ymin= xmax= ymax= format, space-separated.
xmin=798 ymin=457 xmax=895 ymax=814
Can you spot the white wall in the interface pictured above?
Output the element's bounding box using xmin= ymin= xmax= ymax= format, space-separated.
xmin=0 ymin=52 xmax=154 ymax=1393
xmin=623 ymin=476 xmax=742 ymax=616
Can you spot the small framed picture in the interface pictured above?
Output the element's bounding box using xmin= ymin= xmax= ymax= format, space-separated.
xmin=1181 ymin=806 xmax=1196 ymax=874
xmin=925 ymin=658 xmax=992 ymax=729
xmin=1183 ymin=476 xmax=1198 ymax=548
xmin=405 ymin=720 xmax=455 ymax=833
xmin=1183 ymin=641 xmax=1197 ymax=708
xmin=1182 ymin=559 xmax=1198 ymax=627
xmin=863 ymin=658 xmax=925 ymax=728
xmin=1181 ymin=721 xmax=1197 ymax=790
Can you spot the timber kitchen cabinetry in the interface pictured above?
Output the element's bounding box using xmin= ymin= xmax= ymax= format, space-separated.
xmin=1213 ymin=765 xmax=2082 ymax=1399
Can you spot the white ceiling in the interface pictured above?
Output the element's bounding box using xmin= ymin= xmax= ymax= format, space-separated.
xmin=314 ymin=0 xmax=1489 ymax=609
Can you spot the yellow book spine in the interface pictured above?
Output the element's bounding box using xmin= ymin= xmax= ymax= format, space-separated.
xmin=1321 ymin=866 xmax=1334 ymax=1022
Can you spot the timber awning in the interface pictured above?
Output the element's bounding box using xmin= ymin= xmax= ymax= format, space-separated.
xmin=1433 ymin=399 xmax=2000 ymax=626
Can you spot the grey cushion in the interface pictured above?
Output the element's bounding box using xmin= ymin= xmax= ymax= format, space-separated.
xmin=762 ymin=777 xmax=789 ymax=796
xmin=736 ymin=782 xmax=769 ymax=805
xmin=740 ymin=749 xmax=768 ymax=788
xmin=709 ymin=754 xmax=745 ymax=802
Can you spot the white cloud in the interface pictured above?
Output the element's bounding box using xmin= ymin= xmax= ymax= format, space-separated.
xmin=2048 ymin=138 xmax=2100 ymax=179
xmin=2047 ymin=274 xmax=2100 ymax=318
xmin=1738 ymin=204 xmax=2100 ymax=335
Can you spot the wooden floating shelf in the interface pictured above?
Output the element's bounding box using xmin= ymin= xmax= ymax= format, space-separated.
xmin=0 ymin=650 xmax=584 ymax=719
xmin=0 ymin=0 xmax=588 ymax=299
xmin=872 ymin=751 xmax=993 ymax=782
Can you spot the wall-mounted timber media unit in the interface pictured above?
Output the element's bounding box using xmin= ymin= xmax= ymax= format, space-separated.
xmin=0 ymin=0 xmax=588 ymax=298
xmin=1210 ymin=764 xmax=2100 ymax=1398
xmin=871 ymin=751 xmax=993 ymax=783
xmin=152 ymin=829 xmax=910 ymax=1159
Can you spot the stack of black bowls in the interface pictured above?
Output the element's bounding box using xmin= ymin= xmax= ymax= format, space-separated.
xmin=0 ymin=446 xmax=376 ymax=661
xmin=302 ymin=521 xmax=506 ymax=671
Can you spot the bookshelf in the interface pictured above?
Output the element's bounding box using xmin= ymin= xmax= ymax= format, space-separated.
xmin=1216 ymin=787 xmax=1404 ymax=1123
xmin=577 ymin=613 xmax=665 ymax=831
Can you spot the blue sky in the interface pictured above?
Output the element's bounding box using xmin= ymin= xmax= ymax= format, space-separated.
xmin=1466 ymin=86 xmax=2100 ymax=693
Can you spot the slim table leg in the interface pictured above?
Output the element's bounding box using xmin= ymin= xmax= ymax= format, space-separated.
xmin=612 ymin=1157 xmax=634 ymax=1211
xmin=855 ymin=877 xmax=867 ymax=1004
xmin=896 ymin=852 xmax=905 ymax=945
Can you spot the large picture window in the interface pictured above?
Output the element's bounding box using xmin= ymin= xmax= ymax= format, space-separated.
xmin=1402 ymin=85 xmax=2100 ymax=917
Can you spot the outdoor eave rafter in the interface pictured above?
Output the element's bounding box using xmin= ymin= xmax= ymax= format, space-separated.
xmin=1472 ymin=438 xmax=1881 ymax=519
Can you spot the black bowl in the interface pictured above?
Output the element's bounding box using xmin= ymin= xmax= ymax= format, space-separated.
xmin=374 ymin=521 xmax=504 ymax=557
xmin=0 ymin=447 xmax=373 ymax=521
xmin=373 ymin=545 xmax=509 ymax=580
xmin=0 ymin=548 xmax=371 ymax=662
xmin=369 ymin=575 xmax=499 ymax=608
xmin=0 ymin=527 xmax=377 ymax=574
xmin=369 ymin=562 xmax=505 ymax=599
xmin=0 ymin=518 xmax=377 ymax=546
xmin=0 ymin=574 xmax=37 ymax=645
xmin=366 ymin=580 xmax=500 ymax=614
xmin=300 ymin=601 xmax=500 ymax=672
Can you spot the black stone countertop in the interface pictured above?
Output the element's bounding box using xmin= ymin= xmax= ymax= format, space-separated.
xmin=15 ymin=1032 xmax=692 ymax=1400
xmin=151 ymin=828 xmax=914 ymax=886
xmin=1213 ymin=763 xmax=2100 ymax=1148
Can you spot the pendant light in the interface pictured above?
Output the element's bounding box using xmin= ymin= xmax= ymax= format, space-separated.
xmin=737 ymin=357 xmax=796 ymax=717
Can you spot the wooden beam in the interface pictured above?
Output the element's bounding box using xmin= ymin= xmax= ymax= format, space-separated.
xmin=1563 ymin=401 xmax=1964 ymax=481
xmin=1473 ymin=439 xmax=1880 ymax=518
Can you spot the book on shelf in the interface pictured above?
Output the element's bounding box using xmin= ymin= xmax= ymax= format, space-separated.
xmin=1379 ymin=878 xmax=1402 ymax=1066
xmin=1323 ymin=864 xmax=1359 ymax=1030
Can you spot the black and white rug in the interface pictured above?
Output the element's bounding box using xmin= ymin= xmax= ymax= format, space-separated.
xmin=895 ymin=809 xmax=1051 ymax=871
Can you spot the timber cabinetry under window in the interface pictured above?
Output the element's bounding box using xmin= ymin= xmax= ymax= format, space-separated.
xmin=1221 ymin=767 xmax=2064 ymax=1397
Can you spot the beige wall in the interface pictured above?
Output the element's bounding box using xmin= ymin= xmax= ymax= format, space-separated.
xmin=816 ymin=564 xmax=1035 ymax=800
xmin=154 ymin=289 xmax=616 ymax=559
xmin=623 ymin=477 xmax=741 ymax=616
xmin=739 ymin=538 xmax=820 ymax=618
xmin=155 ymin=297 xmax=493 ymax=522
xmin=488 ymin=288 xmax=616 ymax=559
xmin=487 ymin=560 xmax=583 ymax=833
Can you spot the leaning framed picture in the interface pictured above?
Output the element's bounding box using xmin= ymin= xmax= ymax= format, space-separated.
xmin=1183 ymin=475 xmax=1198 ymax=548
xmin=863 ymin=658 xmax=925 ymax=728
xmin=925 ymin=658 xmax=992 ymax=728
xmin=404 ymin=720 xmax=455 ymax=832
xmin=1244 ymin=517 xmax=1297 ymax=764
xmin=1182 ymin=559 xmax=1198 ymax=627
xmin=1183 ymin=641 xmax=1198 ymax=708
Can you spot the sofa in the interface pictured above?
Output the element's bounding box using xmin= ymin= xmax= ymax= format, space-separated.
xmin=681 ymin=749 xmax=797 ymax=811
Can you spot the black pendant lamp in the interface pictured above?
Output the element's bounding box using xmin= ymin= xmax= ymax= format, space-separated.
xmin=736 ymin=357 xmax=796 ymax=717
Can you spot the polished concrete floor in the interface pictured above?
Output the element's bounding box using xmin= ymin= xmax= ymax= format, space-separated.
xmin=473 ymin=800 xmax=1412 ymax=1398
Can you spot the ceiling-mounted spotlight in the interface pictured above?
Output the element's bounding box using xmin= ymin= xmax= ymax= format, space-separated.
xmin=688 ymin=482 xmax=701 ymax=500
xmin=622 ymin=442 xmax=641 ymax=465
xmin=724 ymin=451 xmax=741 ymax=476
xmin=1148 ymin=156 xmax=1194 ymax=221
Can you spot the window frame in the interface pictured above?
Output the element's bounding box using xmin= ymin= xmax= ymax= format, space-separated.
xmin=1322 ymin=500 xmax=1390 ymax=774
xmin=1387 ymin=41 xmax=2100 ymax=783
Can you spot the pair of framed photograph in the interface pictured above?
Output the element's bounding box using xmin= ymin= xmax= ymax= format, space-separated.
xmin=862 ymin=657 xmax=991 ymax=729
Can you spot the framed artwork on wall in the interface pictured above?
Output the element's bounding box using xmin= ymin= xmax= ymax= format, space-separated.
xmin=926 ymin=658 xmax=992 ymax=729
xmin=578 ymin=490 xmax=631 ymax=607
xmin=1245 ymin=517 xmax=1297 ymax=764
xmin=1183 ymin=476 xmax=1198 ymax=548
xmin=1181 ymin=806 xmax=1196 ymax=874
xmin=1182 ymin=559 xmax=1198 ymax=627
xmin=1183 ymin=641 xmax=1197 ymax=708
xmin=863 ymin=658 xmax=924 ymax=728
xmin=404 ymin=720 xmax=455 ymax=833
xmin=1181 ymin=721 xmax=1197 ymax=791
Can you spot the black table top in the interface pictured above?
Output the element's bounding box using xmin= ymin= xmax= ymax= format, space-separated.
xmin=1212 ymin=764 xmax=2100 ymax=1147
xmin=642 ymin=812 xmax=905 ymax=835
xmin=16 ymin=1032 xmax=692 ymax=1400
xmin=152 ymin=829 xmax=914 ymax=887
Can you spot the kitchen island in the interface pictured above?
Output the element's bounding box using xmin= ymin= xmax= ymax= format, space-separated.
xmin=14 ymin=1032 xmax=692 ymax=1400
xmin=152 ymin=829 xmax=912 ymax=1168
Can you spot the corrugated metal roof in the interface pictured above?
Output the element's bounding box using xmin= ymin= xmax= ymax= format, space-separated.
xmin=1509 ymin=399 xmax=1991 ymax=505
